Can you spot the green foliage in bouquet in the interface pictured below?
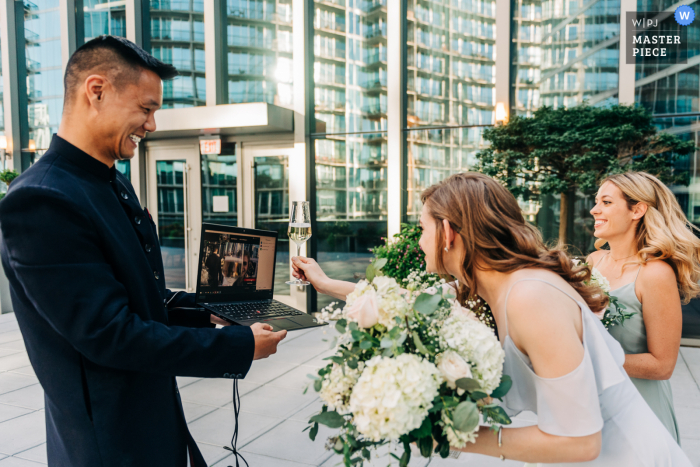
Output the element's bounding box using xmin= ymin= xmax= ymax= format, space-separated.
xmin=584 ymin=260 xmax=636 ymax=329
xmin=371 ymin=224 xmax=433 ymax=283
xmin=305 ymin=259 xmax=512 ymax=467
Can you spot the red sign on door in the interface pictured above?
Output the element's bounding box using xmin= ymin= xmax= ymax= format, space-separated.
xmin=199 ymin=139 xmax=221 ymax=155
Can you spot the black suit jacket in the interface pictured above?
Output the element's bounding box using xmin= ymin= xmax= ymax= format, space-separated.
xmin=205 ymin=252 xmax=222 ymax=286
xmin=0 ymin=136 xmax=255 ymax=466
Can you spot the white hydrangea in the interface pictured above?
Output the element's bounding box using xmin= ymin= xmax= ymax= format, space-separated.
xmin=590 ymin=267 xmax=611 ymax=293
xmin=439 ymin=313 xmax=505 ymax=394
xmin=440 ymin=410 xmax=478 ymax=448
xmin=349 ymin=354 xmax=441 ymax=441
xmin=319 ymin=363 xmax=364 ymax=415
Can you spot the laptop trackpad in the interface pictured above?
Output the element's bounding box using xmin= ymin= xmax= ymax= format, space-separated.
xmin=261 ymin=318 xmax=297 ymax=331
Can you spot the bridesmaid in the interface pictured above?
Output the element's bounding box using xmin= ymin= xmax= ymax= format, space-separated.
xmin=588 ymin=171 xmax=700 ymax=443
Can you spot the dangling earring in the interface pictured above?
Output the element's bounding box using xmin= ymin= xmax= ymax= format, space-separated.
xmin=444 ymin=245 xmax=450 ymax=253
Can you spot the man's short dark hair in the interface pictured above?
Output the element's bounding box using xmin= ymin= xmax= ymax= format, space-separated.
xmin=64 ymin=35 xmax=178 ymax=107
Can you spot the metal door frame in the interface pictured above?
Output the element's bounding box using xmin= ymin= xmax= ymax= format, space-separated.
xmin=145 ymin=141 xmax=202 ymax=292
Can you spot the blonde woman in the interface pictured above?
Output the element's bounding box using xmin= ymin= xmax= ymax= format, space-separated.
xmin=588 ymin=172 xmax=700 ymax=443
xmin=293 ymin=173 xmax=690 ymax=465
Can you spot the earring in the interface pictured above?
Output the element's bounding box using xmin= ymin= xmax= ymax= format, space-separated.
xmin=444 ymin=246 xmax=449 ymax=253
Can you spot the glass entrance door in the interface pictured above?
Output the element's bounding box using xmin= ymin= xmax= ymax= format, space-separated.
xmin=146 ymin=143 xmax=202 ymax=292
xmin=242 ymin=146 xmax=292 ymax=297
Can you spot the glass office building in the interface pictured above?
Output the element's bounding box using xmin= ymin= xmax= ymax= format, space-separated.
xmin=0 ymin=0 xmax=698 ymax=337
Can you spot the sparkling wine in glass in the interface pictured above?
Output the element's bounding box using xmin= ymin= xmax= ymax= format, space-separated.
xmin=286 ymin=201 xmax=312 ymax=286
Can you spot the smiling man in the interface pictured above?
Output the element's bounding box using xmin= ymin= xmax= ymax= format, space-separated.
xmin=0 ymin=36 xmax=287 ymax=466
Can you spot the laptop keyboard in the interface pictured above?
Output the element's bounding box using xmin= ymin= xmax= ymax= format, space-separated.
xmin=208 ymin=302 xmax=304 ymax=321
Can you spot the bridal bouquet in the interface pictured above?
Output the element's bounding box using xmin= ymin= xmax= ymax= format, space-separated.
xmin=306 ymin=259 xmax=512 ymax=467
xmin=577 ymin=260 xmax=635 ymax=328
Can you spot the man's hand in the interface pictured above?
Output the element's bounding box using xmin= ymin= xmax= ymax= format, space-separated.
xmin=251 ymin=323 xmax=287 ymax=360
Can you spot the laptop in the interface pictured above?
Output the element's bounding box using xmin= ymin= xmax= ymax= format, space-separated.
xmin=195 ymin=223 xmax=327 ymax=332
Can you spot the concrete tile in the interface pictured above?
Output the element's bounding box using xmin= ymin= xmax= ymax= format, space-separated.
xmin=182 ymin=401 xmax=218 ymax=423
xmin=273 ymin=342 xmax=332 ymax=366
xmin=13 ymin=443 xmax=46 ymax=464
xmin=0 ymin=332 xmax=22 ymax=346
xmin=288 ymin=399 xmax=323 ymax=423
xmin=428 ymin=453 xmax=523 ymax=467
xmin=0 ymin=405 xmax=34 ymax=424
xmin=176 ymin=376 xmax=201 ymax=389
xmin=0 ymin=374 xmax=39 ymax=397
xmin=0 ymin=322 xmax=20 ymax=335
xmin=676 ymin=405 xmax=700 ymax=440
xmin=0 ymin=458 xmax=44 ymax=466
xmin=0 ymin=355 xmax=31 ymax=373
xmin=245 ymin=358 xmax=299 ymax=385
xmin=267 ymin=364 xmax=321 ymax=392
xmin=320 ymin=443 xmax=431 ymax=467
xmin=188 ymin=407 xmax=282 ymax=447
xmin=279 ymin=328 xmax=322 ymax=347
xmin=0 ymin=411 xmax=46 ymax=456
xmin=179 ymin=378 xmax=259 ymax=407
xmin=0 ymin=385 xmax=44 ymax=411
xmin=680 ymin=438 xmax=700 ymax=466
xmin=680 ymin=347 xmax=700 ymax=385
xmin=0 ymin=315 xmax=16 ymax=325
xmin=242 ymin=419 xmax=335 ymax=466
xmin=7 ymin=367 xmax=36 ymax=379
xmin=0 ymin=341 xmax=25 ymax=353
xmin=0 ymin=350 xmax=20 ymax=359
xmin=671 ymin=356 xmax=700 ymax=410
xmin=229 ymin=384 xmax=317 ymax=419
xmin=236 ymin=451 xmax=321 ymax=466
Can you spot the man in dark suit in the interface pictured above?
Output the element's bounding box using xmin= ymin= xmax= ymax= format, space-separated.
xmin=205 ymin=247 xmax=223 ymax=286
xmin=0 ymin=36 xmax=287 ymax=466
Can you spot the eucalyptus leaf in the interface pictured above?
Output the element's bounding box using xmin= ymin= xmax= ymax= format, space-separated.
xmin=488 ymin=406 xmax=512 ymax=425
xmin=412 ymin=332 xmax=431 ymax=355
xmin=359 ymin=340 xmax=373 ymax=350
xmin=490 ymin=374 xmax=512 ymax=399
xmin=373 ymin=257 xmax=388 ymax=271
xmin=452 ymin=400 xmax=480 ymax=433
xmin=380 ymin=337 xmax=394 ymax=348
xmin=366 ymin=264 xmax=376 ymax=283
xmin=455 ymin=377 xmax=481 ymax=392
xmin=348 ymin=321 xmax=359 ymax=332
xmin=471 ymin=391 xmax=488 ymax=400
xmin=335 ymin=322 xmax=347 ymax=334
xmin=351 ymin=330 xmax=365 ymax=342
xmin=382 ymin=347 xmax=393 ymax=357
xmin=309 ymin=422 xmax=319 ymax=441
xmin=313 ymin=379 xmax=322 ymax=392
xmin=397 ymin=332 xmax=408 ymax=345
xmin=310 ymin=411 xmax=346 ymax=428
xmin=409 ymin=416 xmax=432 ymax=439
xmin=347 ymin=358 xmax=359 ymax=370
xmin=413 ymin=293 xmax=442 ymax=315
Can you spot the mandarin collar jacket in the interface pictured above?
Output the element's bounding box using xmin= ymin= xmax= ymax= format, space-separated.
xmin=0 ymin=135 xmax=255 ymax=466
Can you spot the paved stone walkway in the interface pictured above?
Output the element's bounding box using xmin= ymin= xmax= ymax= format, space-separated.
xmin=0 ymin=312 xmax=697 ymax=466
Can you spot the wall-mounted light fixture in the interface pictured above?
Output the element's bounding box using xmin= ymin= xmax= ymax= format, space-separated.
xmin=27 ymin=139 xmax=36 ymax=152
xmin=495 ymin=102 xmax=508 ymax=125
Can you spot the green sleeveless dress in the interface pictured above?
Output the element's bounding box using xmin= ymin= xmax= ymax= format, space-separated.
xmin=606 ymin=268 xmax=681 ymax=444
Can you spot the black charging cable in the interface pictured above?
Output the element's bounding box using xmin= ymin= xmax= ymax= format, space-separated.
xmin=224 ymin=378 xmax=248 ymax=467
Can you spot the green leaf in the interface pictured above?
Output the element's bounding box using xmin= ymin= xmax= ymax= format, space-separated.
xmin=489 ymin=375 xmax=512 ymax=399
xmin=373 ymin=257 xmax=388 ymax=271
xmin=314 ymin=378 xmax=323 ymax=392
xmin=455 ymin=377 xmax=481 ymax=392
xmin=412 ymin=331 xmax=431 ymax=355
xmin=418 ymin=436 xmax=433 ymax=458
xmin=471 ymin=391 xmax=488 ymax=400
xmin=327 ymin=356 xmax=344 ymax=365
xmin=360 ymin=340 xmax=373 ymax=350
xmin=399 ymin=446 xmax=411 ymax=467
xmin=348 ymin=321 xmax=359 ymax=332
xmin=310 ymin=411 xmax=346 ymax=429
xmin=309 ymin=422 xmax=319 ymax=441
xmin=347 ymin=358 xmax=358 ymax=370
xmin=337 ymin=318 xmax=348 ymax=328
xmin=366 ymin=264 xmax=376 ymax=283
xmin=488 ymin=406 xmax=512 ymax=425
xmin=439 ymin=440 xmax=450 ymax=458
xmin=362 ymin=448 xmax=370 ymax=460
xmin=409 ymin=416 xmax=432 ymax=439
xmin=351 ymin=330 xmax=365 ymax=341
xmin=335 ymin=322 xmax=347 ymax=334
xmin=413 ymin=293 xmax=442 ymax=315
xmin=452 ymin=400 xmax=480 ymax=433
xmin=382 ymin=347 xmax=393 ymax=357
xmin=380 ymin=337 xmax=394 ymax=348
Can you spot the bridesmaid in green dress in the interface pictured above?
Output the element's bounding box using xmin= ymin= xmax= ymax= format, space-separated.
xmin=587 ymin=171 xmax=700 ymax=444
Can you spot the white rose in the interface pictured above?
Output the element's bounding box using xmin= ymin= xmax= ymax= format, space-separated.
xmin=346 ymin=288 xmax=379 ymax=328
xmin=437 ymin=350 xmax=472 ymax=389
xmin=373 ymin=276 xmax=399 ymax=295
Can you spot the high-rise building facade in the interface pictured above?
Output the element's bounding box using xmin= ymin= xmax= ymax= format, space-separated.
xmin=0 ymin=0 xmax=697 ymax=337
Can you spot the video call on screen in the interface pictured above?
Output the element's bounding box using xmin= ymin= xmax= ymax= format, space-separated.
xmin=199 ymin=230 xmax=276 ymax=299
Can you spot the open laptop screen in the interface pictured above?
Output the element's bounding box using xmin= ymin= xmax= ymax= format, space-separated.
xmin=196 ymin=226 xmax=277 ymax=303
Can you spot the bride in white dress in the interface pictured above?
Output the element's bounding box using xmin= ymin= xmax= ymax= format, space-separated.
xmin=292 ymin=172 xmax=690 ymax=466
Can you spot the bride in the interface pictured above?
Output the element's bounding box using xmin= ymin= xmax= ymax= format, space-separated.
xmin=292 ymin=172 xmax=690 ymax=465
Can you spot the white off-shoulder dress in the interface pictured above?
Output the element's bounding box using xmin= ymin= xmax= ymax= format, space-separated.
xmin=501 ymin=279 xmax=690 ymax=466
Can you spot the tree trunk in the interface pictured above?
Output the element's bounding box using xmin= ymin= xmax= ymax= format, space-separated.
xmin=558 ymin=191 xmax=568 ymax=246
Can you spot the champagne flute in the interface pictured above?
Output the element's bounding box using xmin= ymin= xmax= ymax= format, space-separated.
xmin=286 ymin=201 xmax=312 ymax=286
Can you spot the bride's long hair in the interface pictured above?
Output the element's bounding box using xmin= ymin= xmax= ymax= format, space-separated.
xmin=596 ymin=172 xmax=700 ymax=304
xmin=421 ymin=172 xmax=608 ymax=314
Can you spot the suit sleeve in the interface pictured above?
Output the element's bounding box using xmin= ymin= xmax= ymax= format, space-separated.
xmin=0 ymin=186 xmax=254 ymax=378
xmin=165 ymin=291 xmax=215 ymax=328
